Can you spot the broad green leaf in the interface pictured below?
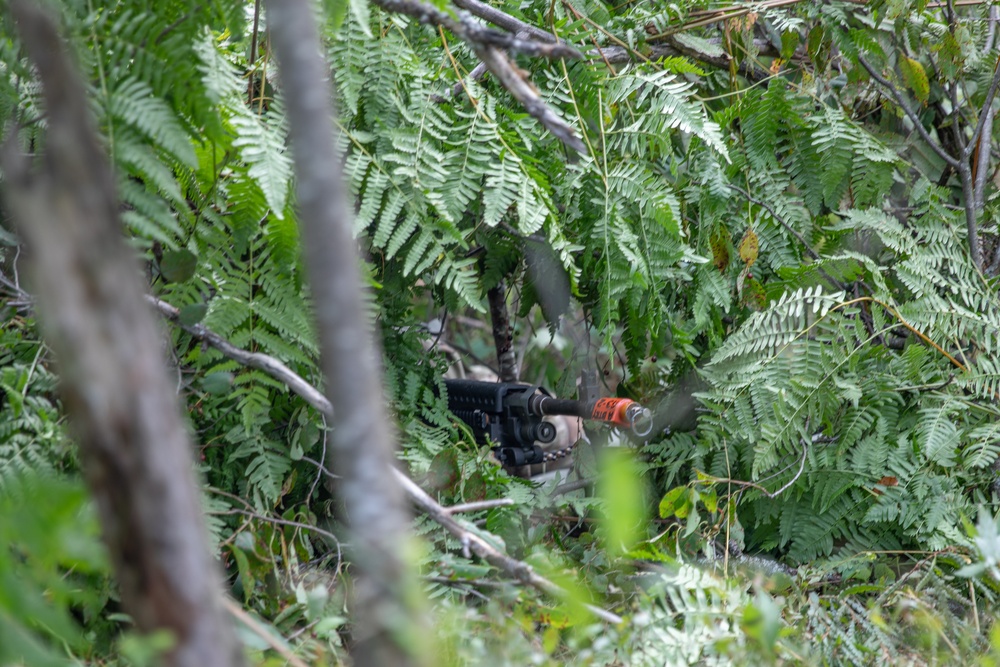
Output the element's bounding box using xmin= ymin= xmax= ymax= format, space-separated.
xmin=159 ymin=249 xmax=198 ymax=283
xmin=178 ymin=303 xmax=207 ymax=326
xmin=900 ymin=57 xmax=929 ymax=105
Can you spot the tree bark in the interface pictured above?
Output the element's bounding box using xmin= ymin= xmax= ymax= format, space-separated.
xmin=1 ymin=3 xmax=245 ymax=667
xmin=488 ymin=282 xmax=519 ymax=383
xmin=263 ymin=1 xmax=429 ymax=665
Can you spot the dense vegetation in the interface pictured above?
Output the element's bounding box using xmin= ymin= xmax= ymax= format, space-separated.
xmin=3 ymin=0 xmax=1000 ymax=664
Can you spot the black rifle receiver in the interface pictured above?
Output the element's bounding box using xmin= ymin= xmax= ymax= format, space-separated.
xmin=444 ymin=379 xmax=653 ymax=466
xmin=443 ymin=379 xmax=557 ymax=466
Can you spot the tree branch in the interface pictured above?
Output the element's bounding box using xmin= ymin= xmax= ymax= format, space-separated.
xmin=488 ymin=282 xmax=519 ymax=382
xmin=265 ymin=1 xmax=428 ymax=664
xmin=444 ymin=498 xmax=516 ymax=514
xmin=857 ymin=54 xmax=960 ymax=168
xmin=473 ymin=43 xmax=587 ymax=153
xmin=452 ymin=0 xmax=555 ymax=43
xmin=148 ymin=296 xmax=328 ymax=412
xmin=974 ymin=99 xmax=995 ymax=209
xmin=372 ymin=0 xmax=586 ymax=153
xmin=963 ymin=55 xmax=1000 ymax=160
xmin=373 ymin=0 xmax=579 ymax=59
xmin=393 ymin=469 xmax=624 ymax=624
xmin=857 ymin=53 xmax=987 ymax=268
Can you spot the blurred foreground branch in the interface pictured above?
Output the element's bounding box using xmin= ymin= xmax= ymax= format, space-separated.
xmin=1 ymin=3 xmax=245 ymax=666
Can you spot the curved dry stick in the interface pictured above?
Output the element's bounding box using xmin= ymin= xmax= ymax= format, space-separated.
xmin=393 ymin=469 xmax=624 ymax=624
xmin=452 ymin=0 xmax=555 ymax=43
xmin=856 ymin=55 xmax=959 ymax=169
xmin=370 ymin=0 xmax=586 ymax=153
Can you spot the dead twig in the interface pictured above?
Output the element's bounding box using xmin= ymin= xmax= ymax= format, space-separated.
xmin=393 ymin=468 xmax=624 ymax=624
xmin=374 ymin=0 xmax=580 ymax=59
xmin=371 ymin=0 xmax=586 ymax=153
xmin=452 ymin=0 xmax=554 ymax=43
xmin=445 ymin=498 xmax=516 ymax=514
xmin=221 ymin=598 xmax=311 ymax=667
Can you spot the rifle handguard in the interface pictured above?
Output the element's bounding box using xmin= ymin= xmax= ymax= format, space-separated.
xmin=444 ymin=380 xmax=653 ymax=466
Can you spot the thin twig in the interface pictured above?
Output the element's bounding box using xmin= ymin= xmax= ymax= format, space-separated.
xmin=856 ymin=55 xmax=960 ymax=168
xmin=373 ymin=0 xmax=579 ymax=60
xmin=392 ymin=468 xmax=624 ymax=624
xmin=221 ymin=598 xmax=311 ymax=667
xmin=445 ymin=498 xmax=516 ymax=514
xmin=646 ymin=0 xmax=804 ymax=40
xmin=726 ymin=185 xmax=820 ymax=260
xmin=212 ymin=508 xmax=343 ymax=547
xmin=708 ymin=438 xmax=808 ymax=500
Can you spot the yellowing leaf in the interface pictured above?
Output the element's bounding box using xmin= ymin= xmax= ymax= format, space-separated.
xmin=710 ymin=227 xmax=731 ymax=271
xmin=658 ymin=486 xmax=690 ymax=519
xmin=738 ymin=228 xmax=759 ymax=266
xmin=900 ymin=57 xmax=929 ymax=105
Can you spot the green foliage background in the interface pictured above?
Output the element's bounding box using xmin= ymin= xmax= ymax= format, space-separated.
xmin=3 ymin=0 xmax=1000 ymax=664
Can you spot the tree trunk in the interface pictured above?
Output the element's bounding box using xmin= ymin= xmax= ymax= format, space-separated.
xmin=1 ymin=3 xmax=246 ymax=667
xmin=488 ymin=282 xmax=519 ymax=383
xmin=263 ymin=1 xmax=429 ymax=665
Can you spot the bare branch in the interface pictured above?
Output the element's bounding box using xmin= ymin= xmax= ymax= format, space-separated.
xmin=963 ymin=55 xmax=1000 ymax=159
xmin=148 ymin=296 xmax=331 ymax=414
xmin=474 ymin=43 xmax=587 ymax=153
xmin=445 ymin=498 xmax=516 ymax=514
xmin=221 ymin=599 xmax=311 ymax=667
xmin=987 ymin=5 xmax=999 ymax=54
xmin=488 ymin=282 xmax=519 ymax=382
xmin=372 ymin=0 xmax=586 ymax=153
xmin=959 ymin=161 xmax=983 ymax=269
xmin=373 ymin=0 xmax=580 ymax=60
xmin=857 ymin=54 xmax=960 ymax=168
xmin=392 ymin=468 xmax=624 ymax=624
xmin=974 ymin=104 xmax=994 ymax=208
xmin=452 ymin=0 xmax=555 ymax=43
xmin=150 ymin=295 xmax=624 ymax=625
xmin=265 ymin=1 xmax=428 ymax=664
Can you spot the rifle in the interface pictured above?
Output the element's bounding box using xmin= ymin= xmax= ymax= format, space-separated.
xmin=444 ymin=378 xmax=653 ymax=466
